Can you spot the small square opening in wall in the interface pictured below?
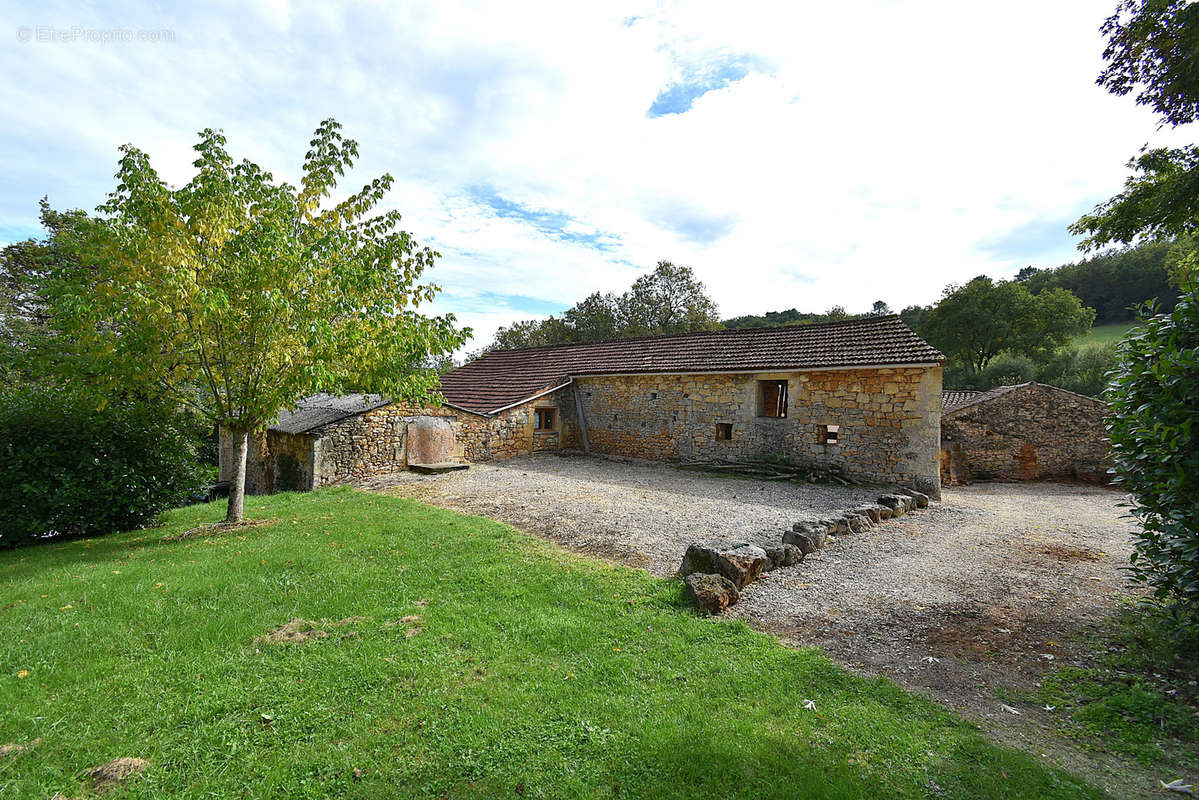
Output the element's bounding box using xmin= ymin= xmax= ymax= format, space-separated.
xmin=820 ymin=424 xmax=840 ymax=445
xmin=534 ymin=408 xmax=556 ymax=431
xmin=716 ymin=423 xmax=733 ymax=441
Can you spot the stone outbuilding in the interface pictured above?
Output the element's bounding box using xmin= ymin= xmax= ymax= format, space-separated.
xmin=223 ymin=316 xmax=947 ymax=497
xmin=940 ymin=382 xmax=1111 ymax=485
xmin=219 ymin=394 xmax=467 ymax=494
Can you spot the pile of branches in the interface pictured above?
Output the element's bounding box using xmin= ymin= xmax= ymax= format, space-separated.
xmin=677 ymin=458 xmax=861 ymax=486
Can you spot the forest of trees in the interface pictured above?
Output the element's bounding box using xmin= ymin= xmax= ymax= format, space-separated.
xmin=1015 ymin=238 xmax=1188 ymax=321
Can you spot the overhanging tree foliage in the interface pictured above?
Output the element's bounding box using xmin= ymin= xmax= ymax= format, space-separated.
xmin=49 ymin=119 xmax=466 ymax=523
xmin=1073 ymin=0 xmax=1199 ymax=248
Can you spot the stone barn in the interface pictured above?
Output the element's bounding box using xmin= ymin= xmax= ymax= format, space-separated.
xmin=223 ymin=316 xmax=947 ymax=497
xmin=940 ymin=382 xmax=1111 ymax=485
xmin=438 ymin=315 xmax=946 ymax=496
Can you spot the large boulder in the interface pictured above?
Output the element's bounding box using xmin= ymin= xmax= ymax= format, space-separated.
xmin=764 ymin=543 xmax=803 ymax=570
xmin=784 ymin=523 xmax=826 ymax=554
xmin=854 ymin=505 xmax=883 ymax=524
xmin=677 ymin=544 xmax=766 ymax=589
xmin=846 ymin=512 xmax=872 ymax=534
xmin=684 ymin=573 xmax=740 ymax=613
xmin=877 ymin=494 xmax=908 ymax=516
xmin=898 ymin=488 xmax=930 ymax=508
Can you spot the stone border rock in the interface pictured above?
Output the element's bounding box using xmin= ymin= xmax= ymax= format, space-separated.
xmin=679 ymin=487 xmax=932 ymax=613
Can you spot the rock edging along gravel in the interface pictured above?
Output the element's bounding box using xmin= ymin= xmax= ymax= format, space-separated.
xmin=678 ymin=488 xmax=932 ymax=613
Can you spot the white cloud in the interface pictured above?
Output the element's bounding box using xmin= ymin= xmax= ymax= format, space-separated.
xmin=0 ymin=0 xmax=1189 ymax=352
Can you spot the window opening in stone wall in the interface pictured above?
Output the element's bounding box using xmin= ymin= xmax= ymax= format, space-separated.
xmin=759 ymin=380 xmax=788 ymax=418
xmin=821 ymin=424 xmax=840 ymax=445
xmin=534 ymin=408 xmax=555 ymax=431
xmin=716 ymin=423 xmax=733 ymax=441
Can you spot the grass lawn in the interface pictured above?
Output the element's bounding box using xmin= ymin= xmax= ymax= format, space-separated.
xmin=1028 ymin=602 xmax=1198 ymax=774
xmin=0 ymin=489 xmax=1103 ymax=799
xmin=1077 ymin=321 xmax=1135 ymax=350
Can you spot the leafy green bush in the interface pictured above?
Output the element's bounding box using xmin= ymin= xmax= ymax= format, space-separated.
xmin=943 ymin=346 xmax=1119 ymax=397
xmin=943 ymin=354 xmax=1035 ymax=391
xmin=1033 ymin=345 xmax=1120 ymax=398
xmin=1107 ymin=277 xmax=1199 ymax=605
xmin=0 ymin=385 xmax=205 ymax=547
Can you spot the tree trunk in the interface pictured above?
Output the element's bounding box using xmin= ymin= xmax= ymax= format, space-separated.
xmin=226 ymin=428 xmax=248 ymax=524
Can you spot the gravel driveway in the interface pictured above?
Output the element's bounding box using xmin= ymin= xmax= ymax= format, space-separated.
xmin=370 ymin=453 xmax=1148 ymax=796
xmin=365 ymin=453 xmax=881 ymax=573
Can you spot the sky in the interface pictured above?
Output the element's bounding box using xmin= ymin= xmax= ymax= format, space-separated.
xmin=0 ymin=0 xmax=1190 ymax=351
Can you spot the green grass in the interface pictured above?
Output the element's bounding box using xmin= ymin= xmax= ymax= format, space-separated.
xmin=0 ymin=489 xmax=1103 ymax=799
xmin=1077 ymin=321 xmax=1135 ymax=350
xmin=1029 ymin=601 xmax=1199 ymax=771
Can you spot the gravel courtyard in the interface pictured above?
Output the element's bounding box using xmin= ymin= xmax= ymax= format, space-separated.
xmin=371 ymin=453 xmax=1145 ymax=793
xmin=366 ymin=453 xmax=883 ymax=573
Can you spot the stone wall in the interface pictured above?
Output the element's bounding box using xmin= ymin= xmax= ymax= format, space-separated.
xmin=221 ymin=367 xmax=944 ymax=496
xmin=456 ymin=387 xmax=574 ymax=461
xmin=218 ymin=430 xmax=304 ymax=495
xmin=940 ymin=383 xmax=1110 ymax=484
xmin=569 ymin=366 xmax=942 ymax=497
xmin=221 ymin=402 xmax=469 ymax=493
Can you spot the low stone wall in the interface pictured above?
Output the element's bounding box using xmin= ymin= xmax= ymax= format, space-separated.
xmin=940 ymin=383 xmax=1111 ymax=484
xmin=681 ymin=488 xmax=932 ymax=613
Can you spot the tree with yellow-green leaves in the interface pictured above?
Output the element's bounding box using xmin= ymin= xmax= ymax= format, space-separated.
xmin=48 ymin=119 xmax=467 ymax=523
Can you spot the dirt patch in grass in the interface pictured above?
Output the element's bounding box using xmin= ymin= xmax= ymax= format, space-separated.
xmin=259 ymin=616 xmax=363 ymax=645
xmin=164 ymin=518 xmax=277 ymax=542
xmin=83 ymin=757 xmax=148 ymax=793
xmin=0 ymin=737 xmax=41 ymax=757
xmin=1032 ymin=543 xmax=1102 ymax=562
xmin=388 ymin=615 xmax=423 ymax=637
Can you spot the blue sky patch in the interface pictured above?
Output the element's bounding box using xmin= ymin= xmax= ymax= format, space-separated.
xmin=651 ymin=203 xmax=737 ymax=245
xmin=977 ymin=213 xmax=1087 ymax=267
xmin=439 ymin=290 xmax=568 ymax=318
xmin=467 ymin=184 xmax=622 ymax=251
xmin=0 ymin=223 xmax=45 ymax=247
xmin=648 ymin=53 xmax=766 ymax=117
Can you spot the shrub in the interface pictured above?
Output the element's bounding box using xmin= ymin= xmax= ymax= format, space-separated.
xmin=944 ymin=354 xmax=1037 ymax=391
xmin=1034 ymin=345 xmax=1120 ymax=397
xmin=1106 ymin=277 xmax=1199 ymax=606
xmin=0 ymin=385 xmax=205 ymax=547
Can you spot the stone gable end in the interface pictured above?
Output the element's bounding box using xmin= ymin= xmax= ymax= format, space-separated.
xmin=940 ymin=383 xmax=1111 ymax=484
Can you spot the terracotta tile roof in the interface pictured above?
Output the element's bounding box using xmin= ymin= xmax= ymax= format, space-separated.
xmin=942 ymin=390 xmax=983 ymax=411
xmin=440 ymin=315 xmax=943 ymax=415
xmin=941 ymin=384 xmax=1028 ymax=415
